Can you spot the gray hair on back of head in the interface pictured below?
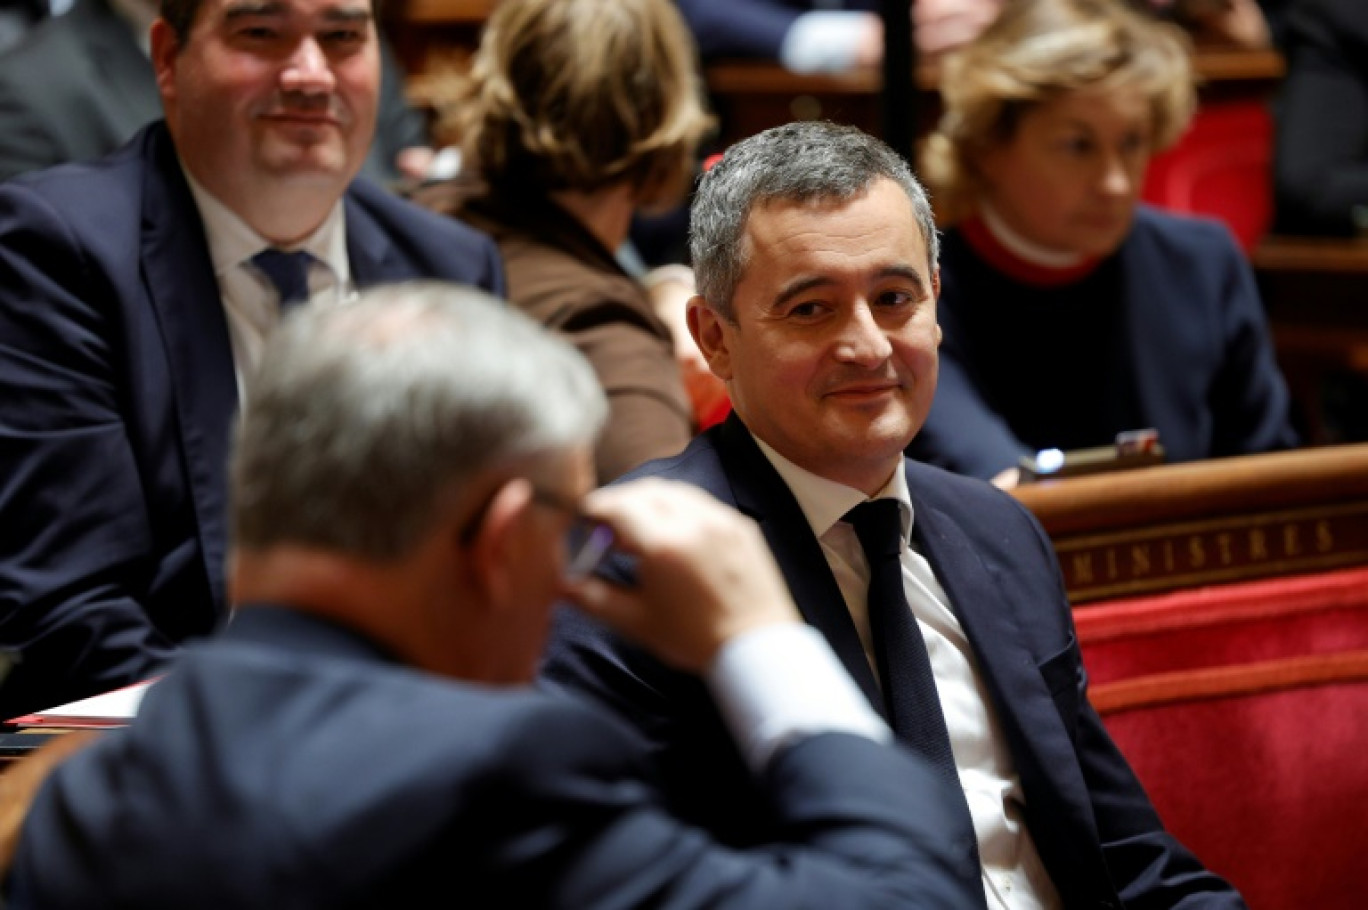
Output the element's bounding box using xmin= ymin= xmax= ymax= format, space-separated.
xmin=230 ymin=282 xmax=608 ymax=560
xmin=688 ymin=121 xmax=939 ymax=320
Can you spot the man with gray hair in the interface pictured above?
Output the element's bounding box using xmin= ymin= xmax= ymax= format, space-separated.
xmin=4 ymin=282 xmax=981 ymax=908
xmin=544 ymin=121 xmax=1245 ymax=908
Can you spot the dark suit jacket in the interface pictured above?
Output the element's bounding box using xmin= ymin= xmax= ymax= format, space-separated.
xmin=6 ymin=607 xmax=980 ymax=909
xmin=543 ymin=414 xmax=1246 ymax=909
xmin=1273 ymin=0 xmax=1368 ymax=235
xmin=675 ymin=0 xmax=879 ymax=60
xmin=414 ymin=178 xmax=695 ymax=483
xmin=0 ymin=0 xmax=428 ymax=184
xmin=0 ymin=122 xmax=503 ymax=718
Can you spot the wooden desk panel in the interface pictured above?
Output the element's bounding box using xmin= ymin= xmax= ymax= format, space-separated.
xmin=1011 ymin=445 xmax=1368 ymax=603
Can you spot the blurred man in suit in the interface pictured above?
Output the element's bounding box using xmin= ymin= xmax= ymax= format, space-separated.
xmin=543 ymin=121 xmax=1246 ymax=909
xmin=0 ymin=0 xmax=503 ymax=718
xmin=4 ymin=284 xmax=978 ymax=909
xmin=675 ymin=0 xmax=1003 ymax=72
xmin=0 ymin=0 xmax=431 ymax=183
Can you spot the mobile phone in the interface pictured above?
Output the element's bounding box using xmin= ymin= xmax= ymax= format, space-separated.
xmin=566 ymin=521 xmax=617 ymax=581
xmin=1018 ymin=429 xmax=1165 ymax=483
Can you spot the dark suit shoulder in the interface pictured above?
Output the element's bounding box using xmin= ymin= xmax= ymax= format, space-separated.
xmin=175 ymin=637 xmax=647 ymax=787
xmin=14 ymin=641 xmax=659 ymax=908
xmin=344 ymin=176 xmax=504 ymax=293
xmin=346 ymin=176 xmax=495 ymax=250
xmin=1129 ymin=204 xmax=1242 ymax=262
xmin=614 ymin=424 xmax=733 ymax=495
xmin=2 ymin=126 xmax=147 ymax=211
xmin=904 ymin=457 xmax=1035 ymax=516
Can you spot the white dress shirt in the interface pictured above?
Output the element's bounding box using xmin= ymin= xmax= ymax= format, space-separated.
xmin=183 ymin=169 xmax=354 ymax=402
xmin=707 ymin=622 xmax=892 ymax=772
xmin=754 ymin=437 xmax=1062 ymax=910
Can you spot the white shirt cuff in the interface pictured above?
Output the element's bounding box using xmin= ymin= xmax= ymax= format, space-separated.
xmin=705 ymin=622 xmax=890 ymax=774
xmin=780 ymin=11 xmax=877 ymax=74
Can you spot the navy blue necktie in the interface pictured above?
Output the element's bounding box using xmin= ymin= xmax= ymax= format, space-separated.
xmin=251 ymin=248 xmax=313 ymax=309
xmin=845 ymin=499 xmax=985 ymax=895
xmin=844 ymin=499 xmax=961 ymax=784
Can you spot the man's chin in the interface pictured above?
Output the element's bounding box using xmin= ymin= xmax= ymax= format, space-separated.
xmin=847 ymin=408 xmax=918 ymax=452
xmin=262 ymin=157 xmax=355 ymax=188
xmin=258 ymin=139 xmax=356 ymax=182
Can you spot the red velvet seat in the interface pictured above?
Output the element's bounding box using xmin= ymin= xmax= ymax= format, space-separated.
xmin=1013 ymin=447 xmax=1368 ymax=908
xmin=1079 ymin=571 xmax=1368 ymax=910
xmin=1143 ymin=100 xmax=1274 ymax=253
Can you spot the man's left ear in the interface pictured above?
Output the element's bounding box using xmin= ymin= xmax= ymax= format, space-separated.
xmin=463 ymin=479 xmax=534 ymax=608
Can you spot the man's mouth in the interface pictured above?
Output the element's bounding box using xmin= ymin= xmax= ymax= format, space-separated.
xmin=825 ymin=381 xmax=900 ymax=399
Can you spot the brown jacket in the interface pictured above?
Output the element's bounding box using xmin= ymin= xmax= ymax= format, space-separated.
xmin=413 ymin=178 xmax=694 ymax=483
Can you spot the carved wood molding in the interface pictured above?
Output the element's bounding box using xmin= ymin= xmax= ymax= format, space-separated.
xmin=1012 ymin=444 xmax=1368 ymax=601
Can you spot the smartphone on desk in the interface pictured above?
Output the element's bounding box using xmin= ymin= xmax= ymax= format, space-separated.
xmin=1017 ymin=429 xmax=1166 ymax=484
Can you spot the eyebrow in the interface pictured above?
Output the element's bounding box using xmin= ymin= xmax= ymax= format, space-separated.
xmin=222 ymin=2 xmax=373 ymax=24
xmin=770 ymin=265 xmax=931 ymax=310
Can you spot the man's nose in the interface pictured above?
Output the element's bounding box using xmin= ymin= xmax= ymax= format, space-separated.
xmin=833 ymin=303 xmax=893 ymax=366
xmin=280 ymin=38 xmax=336 ymax=95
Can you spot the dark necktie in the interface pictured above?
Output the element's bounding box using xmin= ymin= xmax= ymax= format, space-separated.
xmin=845 ymin=499 xmax=985 ymax=896
xmin=250 ymin=248 xmax=313 ymax=309
xmin=844 ymin=499 xmax=963 ymax=785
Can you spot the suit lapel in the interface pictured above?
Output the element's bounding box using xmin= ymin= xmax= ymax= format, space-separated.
xmin=139 ymin=125 xmax=238 ymax=615
xmin=910 ymin=488 xmax=1076 ymax=768
xmin=343 ymin=190 xmax=396 ymax=286
xmin=908 ymin=470 xmax=1107 ymax=889
xmin=715 ymin=416 xmax=886 ymax=715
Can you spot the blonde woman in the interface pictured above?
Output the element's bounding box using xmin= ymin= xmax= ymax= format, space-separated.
xmin=910 ymin=0 xmax=1297 ymax=486
xmin=414 ymin=0 xmax=715 ymax=483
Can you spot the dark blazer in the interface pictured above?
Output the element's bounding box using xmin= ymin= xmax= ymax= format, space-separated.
xmin=7 ymin=607 xmax=980 ymax=909
xmin=414 ymin=179 xmax=695 ymax=483
xmin=675 ymin=0 xmax=879 ymax=60
xmin=0 ymin=122 xmax=503 ymax=718
xmin=0 ymin=0 xmax=428 ymax=184
xmin=1273 ymin=0 xmax=1368 ymax=235
xmin=543 ymin=414 xmax=1246 ymax=909
xmin=908 ymin=207 xmax=1298 ymax=480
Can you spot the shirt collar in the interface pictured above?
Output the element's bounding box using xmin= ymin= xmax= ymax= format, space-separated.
xmin=979 ymin=202 xmax=1086 ymax=269
xmin=751 ymin=434 xmax=913 ymax=542
xmin=182 ymin=164 xmax=350 ymax=288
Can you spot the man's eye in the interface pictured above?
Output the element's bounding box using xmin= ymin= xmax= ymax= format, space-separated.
xmin=238 ymin=26 xmax=277 ymax=40
xmin=787 ymin=301 xmax=823 ymax=318
xmin=322 ymin=29 xmax=364 ymax=45
xmin=875 ymin=290 xmax=914 ymax=309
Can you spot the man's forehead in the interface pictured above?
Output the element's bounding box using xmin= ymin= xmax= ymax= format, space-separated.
xmin=739 ymin=192 xmax=927 ymax=264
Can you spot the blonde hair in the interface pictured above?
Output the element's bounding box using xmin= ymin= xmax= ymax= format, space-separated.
xmin=435 ymin=0 xmax=715 ymax=205
xmin=921 ymin=0 xmax=1196 ymax=224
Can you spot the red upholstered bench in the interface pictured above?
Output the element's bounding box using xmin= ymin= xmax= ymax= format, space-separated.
xmin=1077 ymin=569 xmax=1368 ymax=910
xmin=1013 ymin=446 xmax=1368 ymax=909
